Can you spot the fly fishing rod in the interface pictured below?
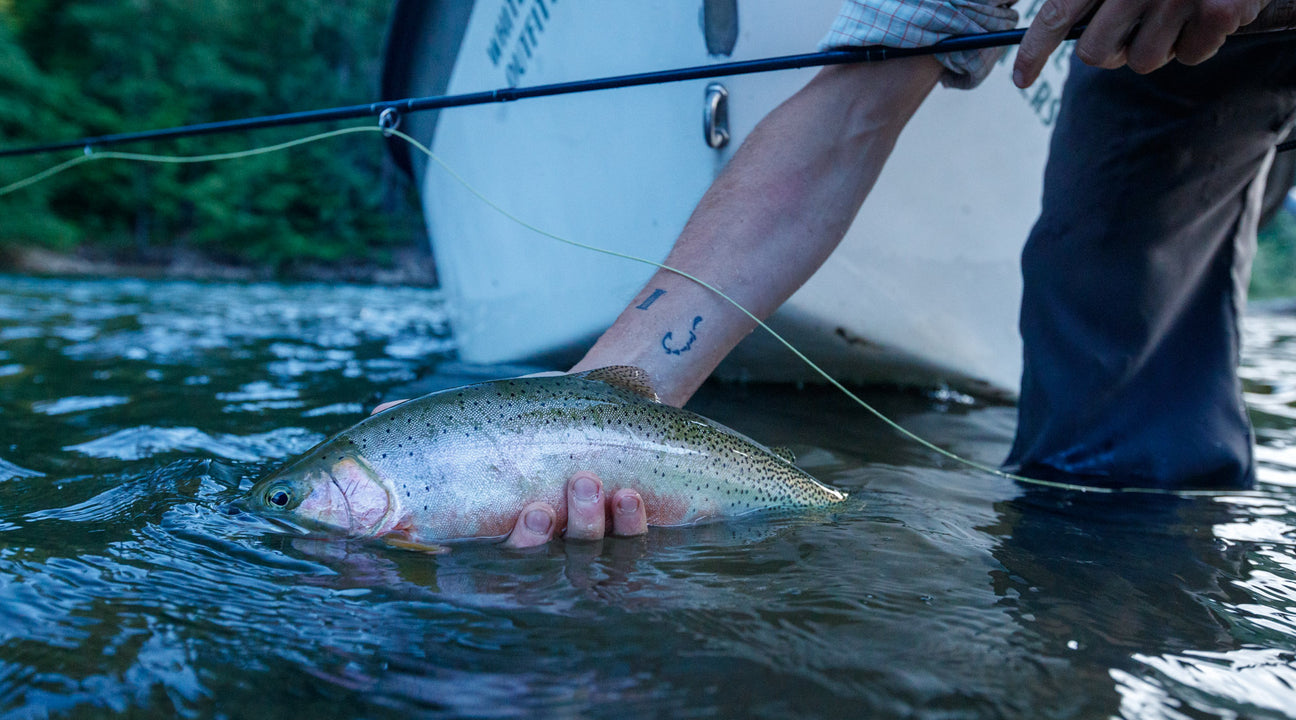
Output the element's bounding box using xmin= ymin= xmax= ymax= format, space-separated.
xmin=2 ymin=10 xmax=1295 ymax=159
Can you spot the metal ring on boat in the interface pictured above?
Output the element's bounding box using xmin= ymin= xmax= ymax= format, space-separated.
xmin=704 ymin=83 xmax=730 ymax=149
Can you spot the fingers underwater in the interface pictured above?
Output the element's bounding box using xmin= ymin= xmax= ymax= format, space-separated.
xmin=565 ymin=472 xmax=607 ymax=541
xmin=611 ymin=488 xmax=648 ymax=537
xmin=502 ymin=502 xmax=557 ymax=549
xmin=501 ymin=474 xmax=647 ymax=548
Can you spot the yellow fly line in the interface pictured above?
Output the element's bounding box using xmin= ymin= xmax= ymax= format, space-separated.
xmin=0 ymin=126 xmax=378 ymax=197
xmin=0 ymin=122 xmax=1264 ymax=499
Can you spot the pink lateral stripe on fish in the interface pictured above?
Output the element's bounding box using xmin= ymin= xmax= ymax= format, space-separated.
xmin=241 ymin=366 xmax=847 ymax=542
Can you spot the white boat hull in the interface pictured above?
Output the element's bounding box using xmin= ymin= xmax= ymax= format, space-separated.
xmin=386 ymin=1 xmax=1071 ymax=397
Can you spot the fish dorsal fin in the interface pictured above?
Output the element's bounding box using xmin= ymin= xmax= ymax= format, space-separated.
xmin=770 ymin=446 xmax=797 ymax=463
xmin=576 ymin=366 xmax=660 ymax=402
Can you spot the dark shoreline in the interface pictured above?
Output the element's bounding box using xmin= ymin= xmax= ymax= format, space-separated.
xmin=0 ymin=244 xmax=438 ymax=287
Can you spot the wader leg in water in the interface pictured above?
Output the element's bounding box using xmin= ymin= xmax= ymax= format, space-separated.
xmin=1005 ymin=37 xmax=1296 ymax=490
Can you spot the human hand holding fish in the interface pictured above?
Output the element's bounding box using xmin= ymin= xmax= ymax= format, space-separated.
xmin=367 ymin=374 xmax=649 ymax=548
xmin=241 ymin=367 xmax=846 ymax=551
xmin=500 ymin=471 xmax=650 ymax=549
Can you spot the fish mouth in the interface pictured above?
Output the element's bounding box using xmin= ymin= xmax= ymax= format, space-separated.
xmin=221 ymin=498 xmax=318 ymax=537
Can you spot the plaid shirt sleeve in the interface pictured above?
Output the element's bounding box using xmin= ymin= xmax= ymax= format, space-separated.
xmin=820 ymin=0 xmax=1020 ymax=89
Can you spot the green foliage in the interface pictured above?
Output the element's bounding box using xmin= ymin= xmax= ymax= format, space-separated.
xmin=1253 ymin=211 xmax=1296 ymax=300
xmin=0 ymin=0 xmax=423 ymax=271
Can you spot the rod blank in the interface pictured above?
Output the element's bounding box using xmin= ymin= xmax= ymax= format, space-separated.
xmin=0 ymin=24 xmax=1292 ymax=158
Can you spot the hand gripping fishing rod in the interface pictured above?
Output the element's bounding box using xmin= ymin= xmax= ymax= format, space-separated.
xmin=1 ymin=8 xmax=1295 ymax=159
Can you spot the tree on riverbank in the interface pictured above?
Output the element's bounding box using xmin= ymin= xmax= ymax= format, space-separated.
xmin=2 ymin=1 xmax=1295 ymax=293
xmin=0 ymin=0 xmax=424 ymax=275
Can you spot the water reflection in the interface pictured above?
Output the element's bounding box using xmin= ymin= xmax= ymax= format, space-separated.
xmin=2 ymin=276 xmax=1296 ymax=718
xmin=986 ymin=491 xmax=1246 ymax=716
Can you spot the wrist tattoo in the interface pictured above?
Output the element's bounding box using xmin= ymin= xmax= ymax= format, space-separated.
xmin=635 ymin=288 xmax=666 ymax=310
xmin=662 ymin=316 xmax=703 ymax=356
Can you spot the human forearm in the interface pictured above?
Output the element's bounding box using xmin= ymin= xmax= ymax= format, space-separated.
xmin=572 ymin=58 xmax=943 ymax=406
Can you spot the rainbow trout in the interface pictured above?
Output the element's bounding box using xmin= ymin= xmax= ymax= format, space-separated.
xmin=241 ymin=366 xmax=846 ymax=543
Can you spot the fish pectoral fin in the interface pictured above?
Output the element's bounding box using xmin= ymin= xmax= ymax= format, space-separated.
xmin=575 ymin=366 xmax=661 ymax=402
xmin=382 ymin=533 xmax=451 ymax=555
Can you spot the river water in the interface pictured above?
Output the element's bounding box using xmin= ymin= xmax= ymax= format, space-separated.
xmin=1 ymin=274 xmax=1294 ymax=719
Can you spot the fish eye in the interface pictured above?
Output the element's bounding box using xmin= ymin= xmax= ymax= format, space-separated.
xmin=267 ymin=489 xmax=291 ymax=508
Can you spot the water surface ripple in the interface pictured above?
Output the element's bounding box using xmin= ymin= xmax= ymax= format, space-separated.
xmin=2 ymin=275 xmax=1295 ymax=719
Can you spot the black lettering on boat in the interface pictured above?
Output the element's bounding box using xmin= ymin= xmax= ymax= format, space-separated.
xmin=490 ymin=0 xmax=557 ymax=86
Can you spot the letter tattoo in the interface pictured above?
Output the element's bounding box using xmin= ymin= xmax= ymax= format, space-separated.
xmin=636 ymin=288 xmax=666 ymax=311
